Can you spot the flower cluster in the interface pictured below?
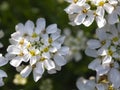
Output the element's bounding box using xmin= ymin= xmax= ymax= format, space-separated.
xmin=7 ymin=18 xmax=69 ymax=82
xmin=65 ymin=0 xmax=120 ymax=28
xmin=0 ymin=30 xmax=8 ymax=86
xmin=85 ymin=23 xmax=120 ymax=89
xmin=64 ymin=28 xmax=87 ymax=62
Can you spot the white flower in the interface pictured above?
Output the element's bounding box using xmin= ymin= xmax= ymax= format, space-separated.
xmin=76 ymin=77 xmax=96 ymax=90
xmin=7 ymin=18 xmax=69 ymax=82
xmin=64 ymin=28 xmax=87 ymax=61
xmin=65 ymin=0 xmax=120 ymax=27
xmin=0 ymin=54 xmax=8 ymax=86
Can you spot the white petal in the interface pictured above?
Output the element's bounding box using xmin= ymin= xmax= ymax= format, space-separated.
xmin=96 ymin=84 xmax=106 ymax=90
xmin=108 ymin=68 xmax=120 ymax=88
xmin=20 ymin=65 xmax=32 ymax=78
xmin=10 ymin=56 xmax=23 ymax=67
xmin=51 ymin=29 xmax=61 ymax=41
xmin=97 ymin=48 xmax=107 ymax=56
xmin=74 ymin=14 xmax=86 ymax=25
xmin=46 ymin=24 xmax=57 ymax=34
xmin=54 ymin=54 xmax=67 ymax=66
xmin=7 ymin=45 xmax=20 ymax=55
xmin=15 ymin=23 xmax=24 ymax=32
xmin=83 ymin=13 xmax=94 ymax=27
xmin=44 ymin=60 xmax=55 ymax=70
xmin=64 ymin=4 xmax=81 ymax=14
xmin=77 ymin=0 xmax=86 ymax=6
xmin=96 ymin=7 xmax=105 ymax=16
xmin=88 ymin=58 xmax=101 ymax=70
xmin=87 ymin=39 xmax=101 ymax=49
xmin=36 ymin=18 xmax=46 ymax=33
xmin=95 ymin=65 xmax=109 ymax=75
xmin=108 ymin=11 xmax=119 ymax=24
xmin=30 ymin=56 xmax=37 ymax=66
xmin=104 ymin=3 xmax=114 ymax=14
xmin=0 ymin=78 xmax=4 ymax=86
xmin=35 ymin=62 xmax=44 ymax=75
xmin=42 ymin=52 xmax=50 ymax=59
xmin=58 ymin=46 xmax=69 ymax=55
xmin=0 ymin=56 xmax=8 ymax=66
xmin=102 ymin=55 xmax=112 ymax=64
xmin=0 ymin=70 xmax=7 ymax=77
xmin=96 ymin=16 xmax=106 ymax=28
xmin=85 ymin=48 xmax=98 ymax=57
xmin=96 ymin=28 xmax=107 ymax=41
xmin=25 ymin=20 xmax=34 ymax=35
xmin=33 ymin=69 xmax=42 ymax=82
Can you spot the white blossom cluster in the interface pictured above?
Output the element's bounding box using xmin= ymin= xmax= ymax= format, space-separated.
xmin=6 ymin=18 xmax=69 ymax=82
xmin=0 ymin=30 xmax=8 ymax=86
xmin=85 ymin=23 xmax=120 ymax=89
xmin=65 ymin=0 xmax=120 ymax=28
xmin=64 ymin=28 xmax=87 ymax=62
xmin=76 ymin=76 xmax=120 ymax=90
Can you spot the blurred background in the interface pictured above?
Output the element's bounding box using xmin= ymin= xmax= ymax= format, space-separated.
xmin=0 ymin=0 xmax=96 ymax=90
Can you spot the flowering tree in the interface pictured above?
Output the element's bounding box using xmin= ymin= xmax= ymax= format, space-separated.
xmin=0 ymin=0 xmax=120 ymax=90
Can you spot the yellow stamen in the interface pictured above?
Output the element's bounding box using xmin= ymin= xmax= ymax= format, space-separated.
xmin=48 ymin=37 xmax=53 ymax=44
xmin=73 ymin=0 xmax=78 ymax=3
xmin=82 ymin=8 xmax=87 ymax=13
xmin=32 ymin=32 xmax=37 ymax=38
xmin=40 ymin=57 xmax=46 ymax=61
xmin=29 ymin=50 xmax=36 ymax=56
xmin=19 ymin=39 xmax=24 ymax=45
xmin=19 ymin=52 xmax=24 ymax=56
xmin=101 ymin=40 xmax=106 ymax=45
xmin=108 ymin=50 xmax=113 ymax=56
xmin=99 ymin=1 xmax=105 ymax=6
xmin=43 ymin=47 xmax=49 ymax=52
xmin=112 ymin=37 xmax=119 ymax=42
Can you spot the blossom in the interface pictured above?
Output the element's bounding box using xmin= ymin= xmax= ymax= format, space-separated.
xmin=63 ymin=28 xmax=87 ymax=62
xmin=65 ymin=0 xmax=120 ymax=28
xmin=85 ymin=23 xmax=120 ymax=89
xmin=7 ymin=18 xmax=69 ymax=82
xmin=0 ymin=54 xmax=8 ymax=86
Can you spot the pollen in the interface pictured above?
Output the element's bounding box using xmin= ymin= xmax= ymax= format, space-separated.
xmin=19 ymin=39 xmax=24 ymax=45
xmin=43 ymin=47 xmax=49 ymax=52
xmin=73 ymin=0 xmax=78 ymax=3
xmin=48 ymin=37 xmax=53 ymax=44
xmin=40 ymin=57 xmax=46 ymax=61
xmin=99 ymin=1 xmax=105 ymax=6
xmin=112 ymin=37 xmax=119 ymax=42
xmin=19 ymin=52 xmax=24 ymax=56
xmin=101 ymin=40 xmax=106 ymax=45
xmin=32 ymin=32 xmax=37 ymax=38
xmin=108 ymin=50 xmax=113 ymax=56
xmin=29 ymin=50 xmax=36 ymax=56
xmin=108 ymin=85 xmax=114 ymax=90
xmin=82 ymin=8 xmax=87 ymax=13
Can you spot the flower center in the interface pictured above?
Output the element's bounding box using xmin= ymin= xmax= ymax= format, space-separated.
xmin=19 ymin=39 xmax=24 ymax=45
xmin=101 ymin=40 xmax=106 ymax=45
xmin=29 ymin=50 xmax=36 ymax=56
xmin=43 ymin=47 xmax=49 ymax=52
xmin=112 ymin=37 xmax=119 ymax=42
xmin=48 ymin=37 xmax=53 ymax=44
xmin=73 ymin=0 xmax=78 ymax=3
xmin=99 ymin=1 xmax=105 ymax=6
xmin=108 ymin=50 xmax=113 ymax=56
xmin=40 ymin=57 xmax=46 ymax=61
xmin=32 ymin=32 xmax=38 ymax=38
xmin=82 ymin=8 xmax=88 ymax=13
